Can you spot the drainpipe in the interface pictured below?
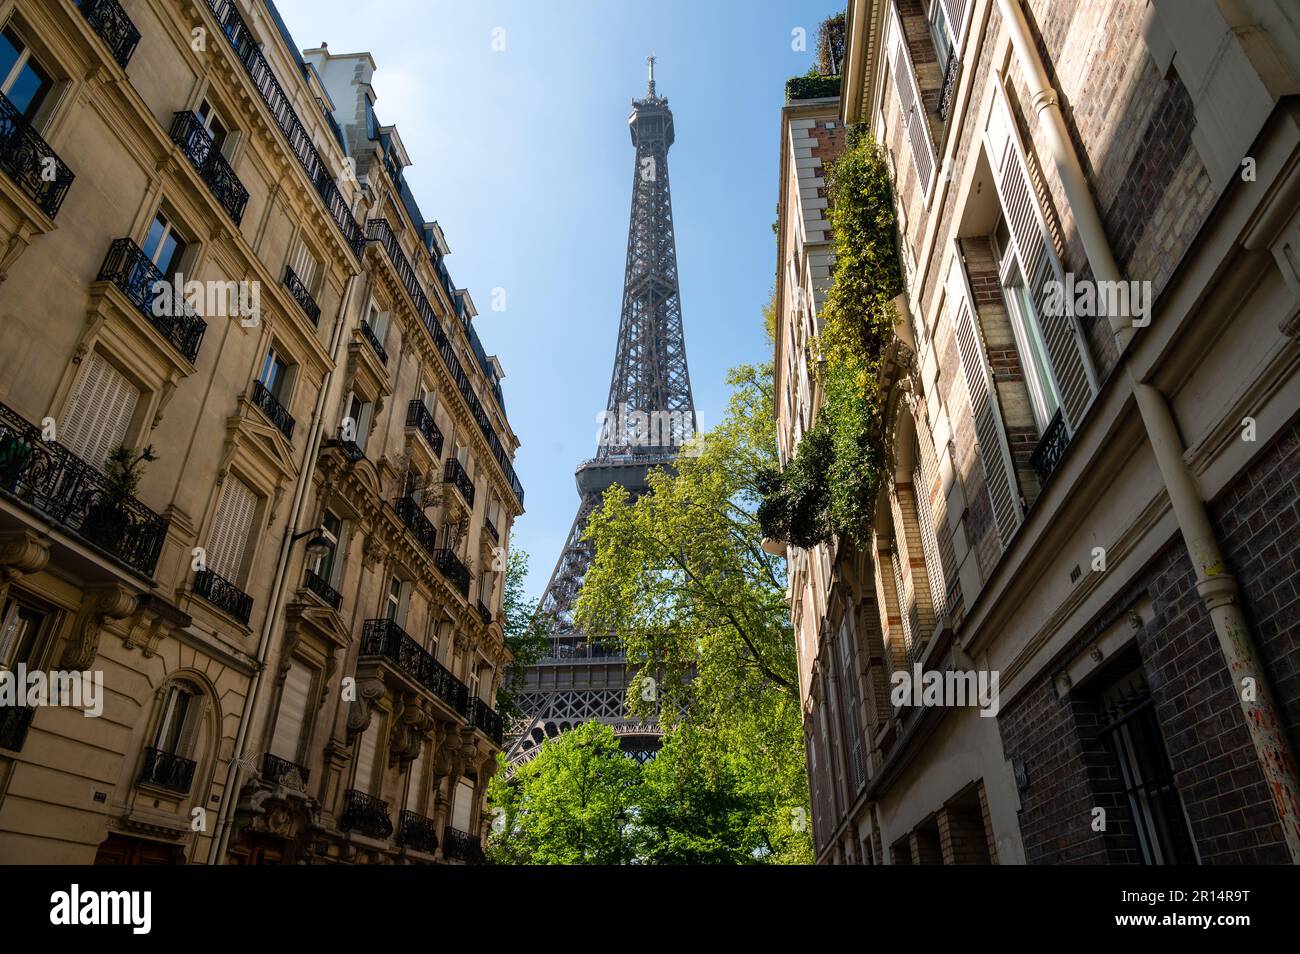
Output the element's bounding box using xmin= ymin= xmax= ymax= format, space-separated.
xmin=996 ymin=0 xmax=1300 ymax=860
xmin=208 ymin=271 xmax=363 ymax=863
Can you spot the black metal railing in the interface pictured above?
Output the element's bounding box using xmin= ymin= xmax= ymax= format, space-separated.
xmin=433 ymin=548 xmax=470 ymax=598
xmin=303 ymin=567 xmax=342 ymax=610
xmin=169 ymin=111 xmax=248 ymax=225
xmin=282 ymin=265 xmax=320 ymax=325
xmin=75 ymin=0 xmax=141 ymax=68
xmin=0 ymin=89 xmax=74 ymax=219
xmin=359 ymin=320 xmax=389 ymax=365
xmin=391 ymin=496 xmax=438 ymax=556
xmin=396 ymin=810 xmax=439 ymax=854
xmin=359 ymin=618 xmax=468 ymax=714
xmin=405 ymin=400 xmax=443 ymax=458
xmin=443 ymin=827 xmax=483 ymax=863
xmin=137 ymin=746 xmax=197 ymax=794
xmin=1028 ymin=408 xmax=1071 ymax=486
xmin=339 ymin=789 xmax=393 ymax=840
xmin=443 ymin=457 xmax=475 ymax=509
xmin=466 ymin=697 xmax=503 ymax=744
xmin=938 ymin=52 xmax=960 ymax=122
xmin=261 ymin=751 xmax=310 ymax=788
xmin=475 ymin=599 xmax=492 ymax=627
xmin=0 ymin=705 xmax=34 ymax=753
xmin=483 ymin=515 xmax=498 ymax=543
xmin=203 ymin=0 xmax=364 ymax=257
xmin=97 ymin=238 xmax=206 ymax=363
xmin=193 ymin=567 xmax=252 ymax=624
xmin=252 ymin=379 xmax=295 ymax=440
xmin=0 ymin=401 xmax=168 ymax=576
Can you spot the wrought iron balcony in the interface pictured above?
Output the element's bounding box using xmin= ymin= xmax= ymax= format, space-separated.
xmin=405 ymin=400 xmax=443 ymax=458
xmin=433 ymin=547 xmax=470 ymax=599
xmin=1028 ymin=408 xmax=1071 ymax=487
xmin=0 ymin=401 xmax=168 ymax=576
xmin=443 ymin=457 xmax=475 ymax=509
xmin=359 ymin=320 xmax=389 ymax=365
xmin=169 ymin=111 xmax=248 ymax=225
xmin=475 ymin=599 xmax=492 ymax=627
xmin=283 ymin=265 xmax=320 ymax=326
xmin=443 ymin=827 xmax=483 ymax=863
xmin=0 ymin=705 xmax=34 ymax=753
xmin=0 ymin=89 xmax=74 ymax=219
xmin=138 ymin=746 xmax=197 ymax=794
xmin=396 ymin=810 xmax=439 ymax=854
xmin=391 ymin=496 xmax=438 ymax=555
xmin=98 ymin=238 xmax=206 ymax=363
xmin=303 ymin=567 xmax=342 ymax=610
xmin=359 ymin=618 xmax=469 ymax=714
xmin=74 ymin=0 xmax=141 ymax=68
xmin=483 ymin=515 xmax=499 ymax=543
xmin=938 ymin=52 xmax=960 ymax=122
xmin=252 ymin=379 xmax=295 ymax=440
xmin=261 ymin=752 xmax=310 ymax=789
xmin=339 ymin=789 xmax=393 ymax=840
xmin=193 ymin=567 xmax=252 ymax=624
xmin=202 ymin=0 xmax=364 ymax=257
xmin=466 ymin=697 xmax=503 ymax=744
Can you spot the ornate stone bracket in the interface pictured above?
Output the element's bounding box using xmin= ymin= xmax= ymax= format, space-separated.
xmin=345 ymin=677 xmax=386 ymax=739
xmin=0 ymin=530 xmax=50 ymax=607
xmin=388 ymin=692 xmax=438 ymax=767
xmin=61 ymin=584 xmax=137 ymax=671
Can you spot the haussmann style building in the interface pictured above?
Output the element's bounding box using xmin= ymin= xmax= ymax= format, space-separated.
xmin=775 ymin=0 xmax=1300 ymax=864
xmin=0 ymin=0 xmax=521 ymax=864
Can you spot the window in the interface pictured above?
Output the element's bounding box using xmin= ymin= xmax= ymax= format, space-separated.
xmin=367 ymin=306 xmax=390 ymax=348
xmin=0 ymin=25 xmax=52 ymax=121
xmin=353 ymin=720 xmax=379 ymax=794
xmin=427 ymin=623 xmax=441 ymax=663
xmin=154 ymin=683 xmax=201 ymax=757
xmin=288 ymin=240 xmax=321 ymax=296
xmin=207 ymin=475 xmax=257 ymax=583
xmin=929 ymin=0 xmax=953 ymax=67
xmin=993 ymin=214 xmax=1062 ymax=433
xmin=405 ymin=746 xmax=426 ymax=811
xmin=451 ymin=777 xmax=475 ymax=832
xmin=259 ymin=348 xmax=293 ymax=404
xmin=142 ymin=211 xmax=189 ymax=278
xmin=310 ymin=511 xmax=344 ymax=585
xmin=195 ymin=98 xmax=230 ymax=157
xmin=270 ymin=661 xmax=313 ymax=764
xmin=0 ymin=597 xmax=49 ymax=670
xmin=346 ymin=394 xmax=373 ymax=451
xmin=385 ymin=576 xmax=408 ymax=625
xmin=60 ymin=351 xmax=139 ymax=471
xmin=469 ymin=663 xmax=480 ymax=702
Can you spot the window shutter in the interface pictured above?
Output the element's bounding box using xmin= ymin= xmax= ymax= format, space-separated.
xmin=452 ymin=777 xmax=475 ymax=831
xmin=940 ymin=0 xmax=970 ymax=47
xmin=289 ymin=241 xmax=319 ymax=294
xmin=888 ymin=5 xmax=936 ymax=194
xmin=354 ymin=721 xmax=379 ymax=794
xmin=947 ymin=254 xmax=1023 ymax=545
xmin=61 ymin=352 xmax=139 ymax=471
xmin=984 ymin=78 xmax=1097 ymax=431
xmin=271 ymin=661 xmax=312 ymax=762
xmin=406 ymin=747 xmax=426 ymax=811
xmin=912 ymin=452 xmax=948 ymax=619
xmin=207 ymin=476 xmax=257 ymax=581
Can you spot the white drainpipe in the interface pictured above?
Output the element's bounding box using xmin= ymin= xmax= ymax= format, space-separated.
xmin=208 ymin=270 xmax=363 ymax=863
xmin=996 ymin=0 xmax=1300 ymax=860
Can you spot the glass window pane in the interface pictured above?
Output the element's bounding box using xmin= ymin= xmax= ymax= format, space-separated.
xmin=0 ymin=29 xmax=21 ymax=89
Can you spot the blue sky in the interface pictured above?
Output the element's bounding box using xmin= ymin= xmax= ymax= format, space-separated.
xmin=274 ymin=0 xmax=844 ymax=600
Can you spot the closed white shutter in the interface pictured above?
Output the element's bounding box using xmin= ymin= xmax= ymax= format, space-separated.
xmin=451 ymin=777 xmax=475 ymax=832
xmin=947 ymin=254 xmax=1023 ymax=545
xmin=270 ymin=661 xmax=312 ymax=762
xmin=207 ymin=476 xmax=257 ymax=581
xmin=984 ymin=78 xmax=1097 ymax=431
xmin=61 ymin=352 xmax=139 ymax=471
xmin=888 ymin=5 xmax=935 ymax=194
xmin=405 ymin=747 xmax=426 ymax=811
xmin=289 ymin=241 xmax=319 ymax=294
xmin=939 ymin=0 xmax=970 ymax=47
xmin=354 ymin=721 xmax=379 ymax=794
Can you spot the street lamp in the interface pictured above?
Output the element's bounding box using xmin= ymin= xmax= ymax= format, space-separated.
xmin=291 ymin=526 xmax=332 ymax=561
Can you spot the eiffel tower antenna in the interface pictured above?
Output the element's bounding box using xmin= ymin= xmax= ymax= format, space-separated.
xmin=505 ymin=61 xmax=694 ymax=766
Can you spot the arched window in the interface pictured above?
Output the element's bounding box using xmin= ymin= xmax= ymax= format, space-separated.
xmin=138 ymin=680 xmax=206 ymax=794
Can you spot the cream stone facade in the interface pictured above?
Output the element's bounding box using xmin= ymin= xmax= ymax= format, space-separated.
xmin=778 ymin=0 xmax=1300 ymax=864
xmin=0 ymin=0 xmax=520 ymax=864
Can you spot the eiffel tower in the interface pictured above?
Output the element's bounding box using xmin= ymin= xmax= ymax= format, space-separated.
xmin=506 ymin=57 xmax=695 ymax=766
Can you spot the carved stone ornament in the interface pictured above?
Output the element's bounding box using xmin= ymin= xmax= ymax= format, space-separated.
xmin=345 ymin=677 xmax=386 ymax=738
xmin=389 ymin=693 xmax=438 ymax=766
xmin=60 ymin=584 xmax=138 ymax=671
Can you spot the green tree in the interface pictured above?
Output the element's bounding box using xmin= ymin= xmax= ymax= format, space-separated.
xmin=486 ymin=721 xmax=640 ymax=865
xmin=493 ymin=539 xmax=549 ymax=723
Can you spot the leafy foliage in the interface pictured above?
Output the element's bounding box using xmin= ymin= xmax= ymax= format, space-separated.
xmin=817 ymin=12 xmax=846 ymax=76
xmin=493 ymin=540 xmax=549 ymax=723
xmin=104 ymin=444 xmax=156 ymax=498
xmin=785 ymin=72 xmax=842 ymax=103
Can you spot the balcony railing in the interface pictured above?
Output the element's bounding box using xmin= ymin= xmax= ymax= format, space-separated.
xmin=475 ymin=599 xmax=492 ymax=627
xmin=396 ymin=810 xmax=439 ymax=854
xmin=75 ymin=0 xmax=141 ymax=69
xmin=466 ymin=697 xmax=503 ymax=744
xmin=359 ymin=320 xmax=389 ymax=365
xmin=0 ymin=705 xmax=34 ymax=753
xmin=252 ymin=379 xmax=295 ymax=440
xmin=169 ymin=111 xmax=248 ymax=225
xmin=283 ymin=265 xmax=320 ymax=326
xmin=0 ymin=89 xmax=74 ymax=219
xmin=391 ymin=496 xmax=438 ymax=555
xmin=483 ymin=515 xmax=499 ymax=543
xmin=98 ymin=238 xmax=206 ymax=363
xmin=433 ymin=548 xmax=470 ymax=599
xmin=0 ymin=401 xmax=168 ymax=576
xmin=405 ymin=400 xmax=443 ymax=458
xmin=339 ymin=789 xmax=393 ymax=840
xmin=261 ymin=752 xmax=310 ymax=789
xmin=193 ymin=567 xmax=252 ymax=624
xmin=303 ymin=567 xmax=342 ymax=611
xmin=938 ymin=52 xmax=960 ymax=122
xmin=443 ymin=827 xmax=483 ymax=864
xmin=203 ymin=0 xmax=364 ymax=257
xmin=359 ymin=618 xmax=468 ymax=714
xmin=443 ymin=457 xmax=475 ymax=509
xmin=1028 ymin=408 xmax=1071 ymax=487
xmin=138 ymin=746 xmax=197 ymax=794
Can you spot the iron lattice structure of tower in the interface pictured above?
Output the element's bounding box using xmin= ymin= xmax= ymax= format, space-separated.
xmin=506 ymin=59 xmax=694 ymax=766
